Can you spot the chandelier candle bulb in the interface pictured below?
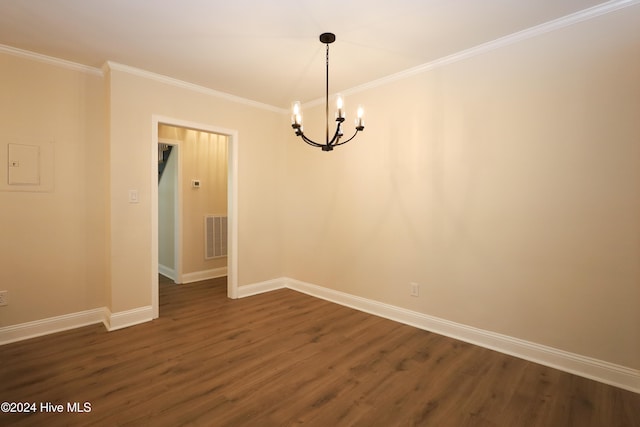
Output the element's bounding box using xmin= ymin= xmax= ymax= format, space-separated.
xmin=336 ymin=95 xmax=344 ymax=119
xmin=292 ymin=102 xmax=302 ymax=125
xmin=356 ymin=105 xmax=364 ymax=129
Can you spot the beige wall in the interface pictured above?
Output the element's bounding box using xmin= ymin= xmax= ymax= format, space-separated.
xmin=0 ymin=52 xmax=285 ymax=324
xmin=106 ymin=66 xmax=285 ymax=312
xmin=283 ymin=8 xmax=640 ymax=369
xmin=0 ymin=53 xmax=107 ymax=325
xmin=158 ymin=125 xmax=229 ymax=276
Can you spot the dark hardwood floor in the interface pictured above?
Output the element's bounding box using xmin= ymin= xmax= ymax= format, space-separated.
xmin=1 ymin=276 xmax=639 ymax=426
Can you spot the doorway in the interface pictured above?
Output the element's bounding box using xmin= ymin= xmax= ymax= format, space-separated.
xmin=151 ymin=116 xmax=239 ymax=319
xmin=158 ymin=125 xmax=229 ymax=284
xmin=157 ymin=138 xmax=181 ymax=283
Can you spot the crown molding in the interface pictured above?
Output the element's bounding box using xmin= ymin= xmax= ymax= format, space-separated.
xmin=0 ymin=43 xmax=103 ymax=76
xmin=0 ymin=44 xmax=286 ymax=114
xmin=104 ymin=61 xmax=287 ymax=114
xmin=4 ymin=0 xmax=637 ymax=113
xmin=306 ymin=0 xmax=640 ymax=107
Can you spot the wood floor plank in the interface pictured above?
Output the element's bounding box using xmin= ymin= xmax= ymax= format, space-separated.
xmin=1 ymin=276 xmax=638 ymax=426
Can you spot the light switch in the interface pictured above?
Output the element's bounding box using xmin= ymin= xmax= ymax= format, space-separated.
xmin=128 ymin=189 xmax=139 ymax=203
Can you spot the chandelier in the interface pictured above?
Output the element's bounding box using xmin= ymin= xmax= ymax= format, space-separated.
xmin=291 ymin=33 xmax=365 ymax=151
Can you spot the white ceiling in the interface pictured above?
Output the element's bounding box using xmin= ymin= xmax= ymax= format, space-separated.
xmin=0 ymin=0 xmax=614 ymax=108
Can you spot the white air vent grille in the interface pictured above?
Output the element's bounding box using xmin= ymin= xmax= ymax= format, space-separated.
xmin=205 ymin=215 xmax=228 ymax=259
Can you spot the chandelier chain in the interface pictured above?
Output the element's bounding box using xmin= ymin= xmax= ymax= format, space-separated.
xmin=325 ymin=43 xmax=330 ymax=146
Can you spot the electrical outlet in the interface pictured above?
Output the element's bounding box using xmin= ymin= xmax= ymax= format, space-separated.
xmin=410 ymin=282 xmax=420 ymax=297
xmin=0 ymin=290 xmax=7 ymax=306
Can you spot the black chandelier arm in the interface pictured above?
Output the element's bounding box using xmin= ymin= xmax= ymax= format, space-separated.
xmin=299 ymin=132 xmax=325 ymax=148
xmin=333 ymin=128 xmax=363 ymax=146
xmin=326 ymin=120 xmax=344 ymax=147
xmin=293 ymin=121 xmax=363 ymax=149
xmin=292 ymin=123 xmax=322 ymax=147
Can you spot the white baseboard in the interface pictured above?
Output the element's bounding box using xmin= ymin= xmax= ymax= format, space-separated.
xmin=158 ymin=264 xmax=176 ymax=281
xmin=105 ymin=306 xmax=154 ymax=331
xmin=236 ymin=278 xmax=285 ymax=298
xmin=3 ymin=276 xmax=637 ymax=393
xmin=0 ymin=304 xmax=156 ymax=343
xmin=0 ymin=308 xmax=108 ymax=345
xmin=281 ymin=277 xmax=640 ymax=394
xmin=182 ymin=267 xmax=227 ymax=284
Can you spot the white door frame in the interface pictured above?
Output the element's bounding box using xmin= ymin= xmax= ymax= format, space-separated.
xmin=151 ymin=115 xmax=239 ymax=319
